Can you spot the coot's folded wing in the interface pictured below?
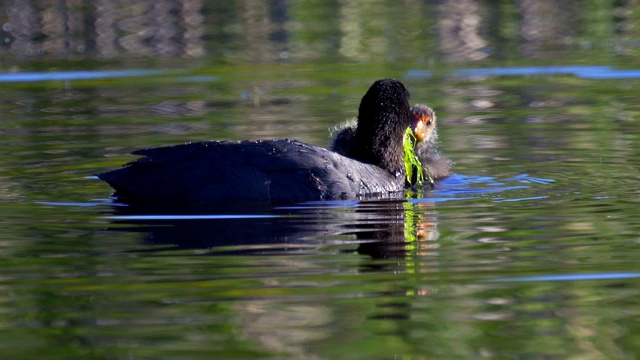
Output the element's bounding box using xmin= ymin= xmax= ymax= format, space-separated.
xmin=98 ymin=139 xmax=402 ymax=204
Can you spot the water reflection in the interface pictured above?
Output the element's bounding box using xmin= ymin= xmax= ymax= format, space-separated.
xmin=94 ymin=172 xmax=554 ymax=256
xmin=436 ymin=0 xmax=488 ymax=62
xmin=1 ymin=1 xmax=639 ymax=63
xmin=96 ymin=198 xmax=441 ymax=356
xmin=101 ymin=199 xmax=440 ymax=261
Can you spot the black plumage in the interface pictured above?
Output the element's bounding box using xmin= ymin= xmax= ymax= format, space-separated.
xmin=97 ymin=78 xmax=412 ymax=204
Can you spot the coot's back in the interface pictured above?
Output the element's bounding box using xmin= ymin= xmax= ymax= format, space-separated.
xmin=97 ymin=139 xmax=405 ymax=204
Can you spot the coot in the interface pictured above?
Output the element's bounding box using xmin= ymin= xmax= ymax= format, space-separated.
xmin=407 ymin=104 xmax=452 ymax=180
xmin=97 ymin=78 xmax=413 ymax=204
xmin=331 ymin=104 xmax=452 ymax=181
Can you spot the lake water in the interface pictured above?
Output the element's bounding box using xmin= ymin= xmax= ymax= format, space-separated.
xmin=2 ymin=1 xmax=640 ymax=358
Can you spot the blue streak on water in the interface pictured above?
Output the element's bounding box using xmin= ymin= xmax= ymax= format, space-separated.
xmin=506 ymin=174 xmax=555 ymax=185
xmin=168 ymin=75 xmax=220 ymax=83
xmin=405 ymin=70 xmax=432 ymax=79
xmin=5 ymin=65 xmax=636 ymax=85
xmin=408 ymin=173 xmax=555 ymax=203
xmin=409 ymin=197 xmax=476 ymax=203
xmin=444 ymin=186 xmax=529 ymax=195
xmin=406 ymin=65 xmax=640 ymax=80
xmin=39 ymin=200 xmax=126 ymax=207
xmin=488 ymin=273 xmax=640 ymax=282
xmin=276 ymin=200 xmax=360 ymax=210
xmin=0 ymin=69 xmax=169 ymax=83
xmin=494 ymin=195 xmax=550 ymax=203
xmin=454 ymin=66 xmax=611 ymax=77
xmin=39 ymin=201 xmax=106 ymax=207
xmin=436 ymin=174 xmax=532 ymax=195
xmin=580 ymin=70 xmax=640 ymax=79
xmin=107 ymin=215 xmax=281 ymax=220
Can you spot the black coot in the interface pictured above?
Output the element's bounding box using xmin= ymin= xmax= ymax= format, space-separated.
xmin=97 ymin=78 xmax=413 ymax=204
xmin=331 ymin=104 xmax=452 ymax=181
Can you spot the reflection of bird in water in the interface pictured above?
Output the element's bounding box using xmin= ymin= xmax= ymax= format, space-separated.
xmin=330 ymin=104 xmax=452 ymax=184
xmin=104 ymin=199 xmax=439 ymax=261
xmin=354 ymin=201 xmax=440 ymax=261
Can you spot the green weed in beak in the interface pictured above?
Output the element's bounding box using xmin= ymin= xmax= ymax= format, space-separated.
xmin=403 ymin=127 xmax=434 ymax=188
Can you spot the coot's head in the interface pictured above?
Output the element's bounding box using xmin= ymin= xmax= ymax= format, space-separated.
xmin=353 ymin=78 xmax=411 ymax=175
xmin=410 ymin=104 xmax=437 ymax=144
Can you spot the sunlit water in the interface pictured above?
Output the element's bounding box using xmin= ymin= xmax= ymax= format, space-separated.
xmin=2 ymin=2 xmax=640 ymax=358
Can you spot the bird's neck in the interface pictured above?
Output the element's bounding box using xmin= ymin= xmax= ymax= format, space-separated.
xmin=354 ymin=115 xmax=406 ymax=176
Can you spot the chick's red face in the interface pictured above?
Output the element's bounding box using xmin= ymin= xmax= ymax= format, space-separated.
xmin=410 ymin=107 xmax=435 ymax=142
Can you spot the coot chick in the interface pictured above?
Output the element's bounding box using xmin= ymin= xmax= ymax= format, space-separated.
xmin=409 ymin=105 xmax=453 ymax=180
xmin=330 ymin=104 xmax=452 ymax=181
xmin=97 ymin=78 xmax=412 ymax=204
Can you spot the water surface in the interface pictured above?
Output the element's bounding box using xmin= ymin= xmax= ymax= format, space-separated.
xmin=2 ymin=1 xmax=640 ymax=359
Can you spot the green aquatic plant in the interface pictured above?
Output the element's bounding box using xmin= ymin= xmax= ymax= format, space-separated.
xmin=403 ymin=127 xmax=434 ymax=188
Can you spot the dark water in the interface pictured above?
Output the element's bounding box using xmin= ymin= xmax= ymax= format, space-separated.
xmin=2 ymin=1 xmax=640 ymax=359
